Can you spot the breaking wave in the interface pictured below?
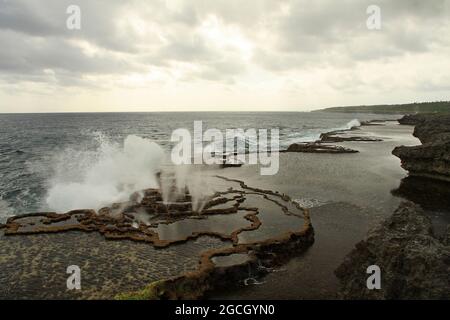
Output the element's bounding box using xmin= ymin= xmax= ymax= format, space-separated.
xmin=343 ymin=119 xmax=361 ymax=130
xmin=46 ymin=134 xmax=164 ymax=212
xmin=0 ymin=198 xmax=14 ymax=223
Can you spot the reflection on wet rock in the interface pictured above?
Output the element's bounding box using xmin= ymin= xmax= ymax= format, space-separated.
xmin=0 ymin=176 xmax=314 ymax=299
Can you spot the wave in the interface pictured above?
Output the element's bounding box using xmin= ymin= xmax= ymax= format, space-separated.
xmin=282 ymin=119 xmax=361 ymax=147
xmin=283 ymin=132 xmax=322 ymax=146
xmin=0 ymin=198 xmax=14 ymax=222
xmin=341 ymin=119 xmax=361 ymax=130
xmin=44 ymin=119 xmax=362 ymax=212
xmin=46 ymin=134 xmax=164 ymax=212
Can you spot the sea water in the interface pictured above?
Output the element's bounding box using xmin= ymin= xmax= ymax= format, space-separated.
xmin=0 ymin=112 xmax=396 ymax=219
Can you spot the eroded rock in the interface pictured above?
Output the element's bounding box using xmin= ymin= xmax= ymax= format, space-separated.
xmin=285 ymin=121 xmax=384 ymax=154
xmin=397 ymin=113 xmax=430 ymax=126
xmin=285 ymin=143 xmax=358 ymax=154
xmin=393 ymin=114 xmax=450 ymax=181
xmin=320 ymin=131 xmax=382 ymax=143
xmin=1 ymin=176 xmax=314 ymax=299
xmin=335 ymin=202 xmax=450 ymax=299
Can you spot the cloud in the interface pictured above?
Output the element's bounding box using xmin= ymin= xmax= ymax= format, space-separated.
xmin=0 ymin=0 xmax=449 ymax=111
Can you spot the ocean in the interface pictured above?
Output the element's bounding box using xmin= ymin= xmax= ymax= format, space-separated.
xmin=0 ymin=112 xmax=397 ymax=220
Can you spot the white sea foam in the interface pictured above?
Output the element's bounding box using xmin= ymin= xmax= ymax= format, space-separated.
xmin=159 ymin=165 xmax=212 ymax=213
xmin=43 ymin=119 xmax=362 ymax=212
xmin=343 ymin=119 xmax=361 ymax=130
xmin=0 ymin=198 xmax=14 ymax=223
xmin=283 ymin=119 xmax=361 ymax=147
xmin=46 ymin=134 xmax=164 ymax=212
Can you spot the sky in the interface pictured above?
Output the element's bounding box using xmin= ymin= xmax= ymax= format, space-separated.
xmin=0 ymin=0 xmax=450 ymax=113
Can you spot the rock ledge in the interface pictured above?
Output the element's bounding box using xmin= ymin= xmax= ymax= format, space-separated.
xmin=393 ymin=114 xmax=450 ymax=181
xmin=335 ymin=202 xmax=449 ymax=299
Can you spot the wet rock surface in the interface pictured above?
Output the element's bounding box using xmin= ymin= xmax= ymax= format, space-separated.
xmin=392 ymin=175 xmax=450 ymax=211
xmin=392 ymin=176 xmax=450 ymax=237
xmin=393 ymin=114 xmax=450 ymax=181
xmin=285 ymin=121 xmax=383 ymax=154
xmin=285 ymin=143 xmax=358 ymax=154
xmin=335 ymin=202 xmax=450 ymax=299
xmin=397 ymin=113 xmax=430 ymax=126
xmin=0 ymin=231 xmax=227 ymax=299
xmin=0 ymin=175 xmax=313 ymax=299
xmin=319 ymin=130 xmax=383 ymax=144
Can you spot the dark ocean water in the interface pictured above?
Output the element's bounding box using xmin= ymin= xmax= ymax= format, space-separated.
xmin=0 ymin=112 xmax=397 ymax=219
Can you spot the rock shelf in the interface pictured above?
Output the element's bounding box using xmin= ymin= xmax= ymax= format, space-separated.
xmin=0 ymin=175 xmax=314 ymax=299
xmin=284 ymin=120 xmax=384 ymax=154
xmin=393 ymin=114 xmax=450 ymax=181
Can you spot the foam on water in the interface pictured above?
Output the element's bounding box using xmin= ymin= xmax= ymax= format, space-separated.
xmin=46 ymin=134 xmax=164 ymax=212
xmin=283 ymin=119 xmax=361 ymax=146
xmin=0 ymin=113 xmax=389 ymax=214
xmin=0 ymin=198 xmax=14 ymax=223
xmin=343 ymin=119 xmax=361 ymax=130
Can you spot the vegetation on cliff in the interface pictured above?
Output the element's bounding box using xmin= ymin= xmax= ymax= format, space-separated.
xmin=316 ymin=101 xmax=450 ymax=114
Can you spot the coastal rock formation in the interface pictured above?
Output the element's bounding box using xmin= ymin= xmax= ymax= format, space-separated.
xmin=393 ymin=114 xmax=450 ymax=181
xmin=397 ymin=113 xmax=427 ymax=125
xmin=392 ymin=175 xmax=450 ymax=212
xmin=285 ymin=143 xmax=358 ymax=154
xmin=335 ymin=202 xmax=450 ymax=299
xmin=319 ymin=123 xmax=383 ymax=143
xmin=319 ymin=132 xmax=382 ymax=143
xmin=413 ymin=116 xmax=450 ymax=144
xmin=1 ymin=175 xmax=314 ymax=299
xmin=285 ymin=121 xmax=385 ymax=154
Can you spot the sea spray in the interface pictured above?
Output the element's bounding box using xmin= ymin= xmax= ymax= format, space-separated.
xmin=186 ymin=170 xmax=210 ymax=213
xmin=0 ymin=198 xmax=15 ymax=222
xmin=159 ymin=164 xmax=211 ymax=213
xmin=159 ymin=170 xmax=173 ymax=206
xmin=158 ymin=165 xmax=189 ymax=205
xmin=283 ymin=118 xmax=361 ymax=147
xmin=344 ymin=119 xmax=361 ymax=130
xmin=46 ymin=135 xmax=164 ymax=212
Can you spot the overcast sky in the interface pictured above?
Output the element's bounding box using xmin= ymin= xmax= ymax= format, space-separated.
xmin=0 ymin=0 xmax=449 ymax=113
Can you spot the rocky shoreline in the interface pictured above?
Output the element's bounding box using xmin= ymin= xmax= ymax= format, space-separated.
xmin=393 ymin=114 xmax=450 ymax=181
xmin=335 ymin=201 xmax=449 ymax=299
xmin=284 ymin=120 xmax=385 ymax=154
xmin=1 ymin=115 xmax=449 ymax=300
xmin=0 ymin=175 xmax=314 ymax=299
xmin=336 ymin=114 xmax=450 ymax=299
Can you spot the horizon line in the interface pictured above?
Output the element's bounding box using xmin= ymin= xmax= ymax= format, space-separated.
xmin=0 ymin=109 xmax=316 ymax=114
xmin=0 ymin=99 xmax=447 ymax=114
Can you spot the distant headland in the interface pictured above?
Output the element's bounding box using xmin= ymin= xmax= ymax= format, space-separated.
xmin=315 ymin=101 xmax=450 ymax=114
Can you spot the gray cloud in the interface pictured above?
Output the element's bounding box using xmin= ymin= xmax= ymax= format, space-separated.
xmin=262 ymin=0 xmax=450 ymax=69
xmin=0 ymin=0 xmax=449 ymax=100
